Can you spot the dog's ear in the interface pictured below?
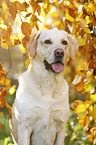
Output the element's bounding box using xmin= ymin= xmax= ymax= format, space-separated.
xmin=67 ymin=34 xmax=78 ymax=60
xmin=26 ymin=32 xmax=41 ymax=57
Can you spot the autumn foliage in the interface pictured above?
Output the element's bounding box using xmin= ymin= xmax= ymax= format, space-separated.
xmin=0 ymin=0 xmax=96 ymax=144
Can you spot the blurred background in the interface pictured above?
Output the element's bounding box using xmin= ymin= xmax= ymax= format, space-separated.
xmin=0 ymin=0 xmax=96 ymax=144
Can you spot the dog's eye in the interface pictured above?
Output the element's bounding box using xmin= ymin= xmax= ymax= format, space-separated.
xmin=44 ymin=40 xmax=52 ymax=44
xmin=61 ymin=40 xmax=67 ymax=45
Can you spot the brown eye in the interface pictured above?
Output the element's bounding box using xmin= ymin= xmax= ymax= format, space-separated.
xmin=61 ymin=40 xmax=67 ymax=45
xmin=44 ymin=40 xmax=52 ymax=44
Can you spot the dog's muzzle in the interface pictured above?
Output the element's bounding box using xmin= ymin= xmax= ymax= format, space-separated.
xmin=44 ymin=48 xmax=64 ymax=73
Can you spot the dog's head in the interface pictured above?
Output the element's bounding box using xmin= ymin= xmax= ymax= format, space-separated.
xmin=26 ymin=29 xmax=78 ymax=73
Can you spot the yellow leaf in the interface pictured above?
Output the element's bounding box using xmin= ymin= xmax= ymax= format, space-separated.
xmin=77 ymin=36 xmax=87 ymax=46
xmin=78 ymin=59 xmax=88 ymax=72
xmin=49 ymin=12 xmax=59 ymax=18
xmin=75 ymin=79 xmax=85 ymax=92
xmin=87 ymin=70 xmax=93 ymax=76
xmin=86 ymin=3 xmax=96 ymax=12
xmin=92 ymin=104 xmax=96 ymax=122
xmin=65 ymin=13 xmax=74 ymax=22
xmin=43 ymin=2 xmax=52 ymax=14
xmin=54 ymin=20 xmax=60 ymax=27
xmin=0 ymin=112 xmax=3 ymax=118
xmin=9 ymin=85 xmax=16 ymax=95
xmin=76 ymin=104 xmax=87 ymax=116
xmin=85 ymin=84 xmax=93 ymax=92
xmin=21 ymin=22 xmax=32 ymax=36
xmin=4 ymin=137 xmax=13 ymax=145
xmin=19 ymin=44 xmax=26 ymax=54
xmin=84 ymin=28 xmax=90 ymax=34
xmin=25 ymin=58 xmax=30 ymax=69
xmin=79 ymin=115 xmax=90 ymax=127
xmin=90 ymin=94 xmax=96 ymax=103
xmin=0 ymin=77 xmax=10 ymax=86
xmin=2 ymin=2 xmax=7 ymax=11
xmin=85 ymin=16 xmax=90 ymax=24
xmin=1 ymin=42 xmax=9 ymax=49
xmin=0 ymin=18 xmax=7 ymax=30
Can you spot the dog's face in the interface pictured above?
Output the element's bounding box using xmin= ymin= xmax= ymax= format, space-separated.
xmin=26 ymin=29 xmax=78 ymax=73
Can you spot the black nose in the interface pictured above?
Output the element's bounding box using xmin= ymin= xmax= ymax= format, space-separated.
xmin=54 ymin=49 xmax=64 ymax=58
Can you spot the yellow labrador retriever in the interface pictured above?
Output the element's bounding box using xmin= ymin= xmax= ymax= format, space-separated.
xmin=10 ymin=29 xmax=78 ymax=145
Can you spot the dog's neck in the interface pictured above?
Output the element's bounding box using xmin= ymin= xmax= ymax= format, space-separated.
xmin=28 ymin=56 xmax=65 ymax=83
xmin=26 ymin=57 xmax=68 ymax=99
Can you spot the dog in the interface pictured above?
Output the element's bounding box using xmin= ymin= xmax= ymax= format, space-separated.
xmin=10 ymin=29 xmax=78 ymax=145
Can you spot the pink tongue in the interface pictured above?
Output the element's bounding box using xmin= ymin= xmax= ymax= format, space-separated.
xmin=52 ymin=63 xmax=63 ymax=73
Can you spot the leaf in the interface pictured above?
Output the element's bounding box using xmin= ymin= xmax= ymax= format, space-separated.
xmin=85 ymin=83 xmax=93 ymax=92
xmin=14 ymin=1 xmax=25 ymax=11
xmin=19 ymin=44 xmax=26 ymax=54
xmin=91 ymin=104 xmax=96 ymax=122
xmin=65 ymin=13 xmax=74 ymax=22
xmin=1 ymin=28 xmax=12 ymax=41
xmin=0 ymin=17 xmax=7 ymax=30
xmin=75 ymin=78 xmax=85 ymax=93
xmin=0 ymin=87 xmax=8 ymax=99
xmin=21 ymin=22 xmax=32 ymax=36
xmin=79 ymin=19 xmax=86 ymax=29
xmin=86 ymin=3 xmax=96 ymax=12
xmin=0 ymin=123 xmax=4 ymax=130
xmin=90 ymin=94 xmax=96 ymax=102
xmin=85 ymin=16 xmax=90 ymax=24
xmin=87 ymin=126 xmax=96 ymax=142
xmin=49 ymin=12 xmax=59 ymax=18
xmin=14 ymin=34 xmax=21 ymax=45
xmin=9 ymin=85 xmax=16 ymax=95
xmin=87 ymin=134 xmax=95 ymax=142
xmin=0 ymin=77 xmax=11 ymax=89
xmin=84 ymin=28 xmax=90 ymax=33
xmin=22 ymin=36 xmax=29 ymax=48
xmin=71 ymin=102 xmax=78 ymax=111
xmin=43 ymin=2 xmax=52 ymax=14
xmin=71 ymin=100 xmax=84 ymax=111
xmin=77 ymin=36 xmax=87 ymax=46
xmin=76 ymin=104 xmax=87 ymax=116
xmin=79 ymin=59 xmax=88 ymax=71
xmin=1 ymin=42 xmax=9 ymax=49
xmin=90 ymin=17 xmax=96 ymax=26
xmin=9 ymin=2 xmax=17 ymax=20
xmin=4 ymin=100 xmax=11 ymax=110
xmin=0 ymin=112 xmax=3 ymax=118
xmin=0 ymin=99 xmax=5 ymax=108
xmin=25 ymin=13 xmax=32 ymax=17
xmin=25 ymin=58 xmax=30 ymax=69
xmin=78 ymin=115 xmax=90 ymax=127
xmin=2 ymin=2 xmax=7 ymax=11
xmin=68 ymin=4 xmax=77 ymax=19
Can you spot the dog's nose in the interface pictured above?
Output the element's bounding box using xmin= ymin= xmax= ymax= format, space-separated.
xmin=54 ymin=49 xmax=64 ymax=58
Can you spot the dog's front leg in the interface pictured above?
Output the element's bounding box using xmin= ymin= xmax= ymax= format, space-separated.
xmin=55 ymin=126 xmax=65 ymax=145
xmin=18 ymin=124 xmax=32 ymax=145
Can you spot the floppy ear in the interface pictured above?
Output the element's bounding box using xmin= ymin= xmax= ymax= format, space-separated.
xmin=26 ymin=32 xmax=41 ymax=57
xmin=67 ymin=34 xmax=78 ymax=60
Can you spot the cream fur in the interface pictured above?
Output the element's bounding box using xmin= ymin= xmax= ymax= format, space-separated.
xmin=10 ymin=29 xmax=78 ymax=145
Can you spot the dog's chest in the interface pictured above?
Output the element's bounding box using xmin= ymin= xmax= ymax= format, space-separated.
xmin=27 ymin=97 xmax=69 ymax=129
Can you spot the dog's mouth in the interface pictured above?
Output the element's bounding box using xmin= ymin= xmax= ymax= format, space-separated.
xmin=44 ymin=60 xmax=64 ymax=73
